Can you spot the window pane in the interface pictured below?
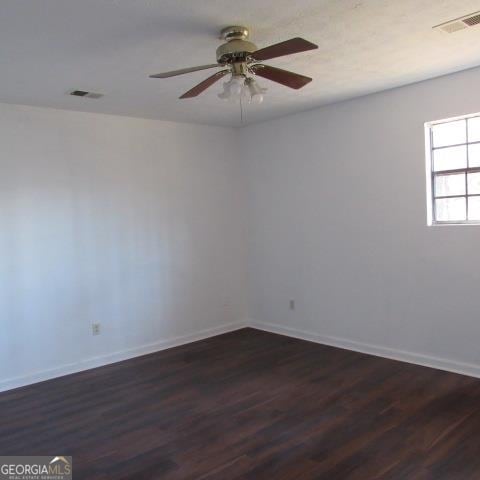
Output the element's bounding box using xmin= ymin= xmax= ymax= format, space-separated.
xmin=467 ymin=172 xmax=480 ymax=194
xmin=468 ymin=116 xmax=480 ymax=143
xmin=433 ymin=145 xmax=467 ymax=171
xmin=435 ymin=197 xmax=466 ymax=222
xmin=468 ymin=143 xmax=480 ymax=167
xmin=432 ymin=120 xmax=466 ymax=147
xmin=468 ymin=196 xmax=480 ymax=220
xmin=435 ymin=173 xmax=465 ymax=197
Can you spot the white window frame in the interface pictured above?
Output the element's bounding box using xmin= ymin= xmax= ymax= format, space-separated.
xmin=425 ymin=112 xmax=480 ymax=226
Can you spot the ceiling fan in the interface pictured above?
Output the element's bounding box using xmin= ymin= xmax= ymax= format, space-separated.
xmin=149 ymin=26 xmax=318 ymax=103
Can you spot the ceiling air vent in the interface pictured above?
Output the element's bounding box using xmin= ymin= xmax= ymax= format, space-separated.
xmin=463 ymin=13 xmax=480 ymax=27
xmin=434 ymin=11 xmax=480 ymax=34
xmin=69 ymin=90 xmax=103 ymax=99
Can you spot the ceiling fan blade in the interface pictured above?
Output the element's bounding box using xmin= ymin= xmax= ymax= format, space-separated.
xmin=179 ymin=69 xmax=230 ymax=99
xmin=149 ymin=64 xmax=220 ymax=79
xmin=250 ymin=64 xmax=312 ymax=89
xmin=251 ymin=37 xmax=318 ymax=61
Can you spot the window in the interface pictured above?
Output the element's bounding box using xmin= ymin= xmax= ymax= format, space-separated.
xmin=426 ymin=113 xmax=480 ymax=225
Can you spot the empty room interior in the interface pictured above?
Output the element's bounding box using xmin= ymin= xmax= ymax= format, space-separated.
xmin=3 ymin=1 xmax=480 ymax=478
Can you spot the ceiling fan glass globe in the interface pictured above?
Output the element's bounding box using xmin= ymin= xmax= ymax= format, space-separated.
xmin=218 ymin=75 xmax=248 ymax=102
xmin=229 ymin=76 xmax=244 ymax=96
xmin=217 ymin=83 xmax=231 ymax=100
xmin=246 ymin=78 xmax=266 ymax=104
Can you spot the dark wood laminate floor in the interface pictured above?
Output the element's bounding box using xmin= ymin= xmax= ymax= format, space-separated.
xmin=1 ymin=328 xmax=480 ymax=479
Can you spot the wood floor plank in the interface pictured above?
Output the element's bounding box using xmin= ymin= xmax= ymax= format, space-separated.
xmin=1 ymin=328 xmax=479 ymax=479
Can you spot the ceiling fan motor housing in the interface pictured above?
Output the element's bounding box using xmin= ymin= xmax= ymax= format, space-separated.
xmin=216 ymin=39 xmax=257 ymax=64
xmin=217 ymin=26 xmax=257 ymax=64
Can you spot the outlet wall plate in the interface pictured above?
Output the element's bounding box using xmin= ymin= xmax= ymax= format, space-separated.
xmin=92 ymin=323 xmax=101 ymax=335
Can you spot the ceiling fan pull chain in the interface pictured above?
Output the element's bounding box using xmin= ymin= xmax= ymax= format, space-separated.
xmin=240 ymin=95 xmax=244 ymax=124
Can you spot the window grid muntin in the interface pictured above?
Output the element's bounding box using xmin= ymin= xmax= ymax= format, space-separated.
xmin=430 ymin=115 xmax=480 ymax=224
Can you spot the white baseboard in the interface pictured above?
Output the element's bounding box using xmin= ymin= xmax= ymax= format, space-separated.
xmin=250 ymin=320 xmax=480 ymax=379
xmin=0 ymin=321 xmax=248 ymax=393
xmin=5 ymin=319 xmax=478 ymax=393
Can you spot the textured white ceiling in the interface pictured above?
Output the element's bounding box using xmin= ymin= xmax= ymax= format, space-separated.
xmin=1 ymin=0 xmax=480 ymax=127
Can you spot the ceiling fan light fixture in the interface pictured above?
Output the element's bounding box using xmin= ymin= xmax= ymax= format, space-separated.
xmin=218 ymin=75 xmax=266 ymax=103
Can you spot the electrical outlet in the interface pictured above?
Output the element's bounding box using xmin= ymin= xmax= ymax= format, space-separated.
xmin=92 ymin=323 xmax=101 ymax=335
xmin=289 ymin=300 xmax=295 ymax=311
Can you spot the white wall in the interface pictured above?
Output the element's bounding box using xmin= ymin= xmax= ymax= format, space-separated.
xmin=242 ymin=66 xmax=480 ymax=376
xmin=0 ymin=103 xmax=247 ymax=390
xmin=5 ymin=65 xmax=480 ymax=392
